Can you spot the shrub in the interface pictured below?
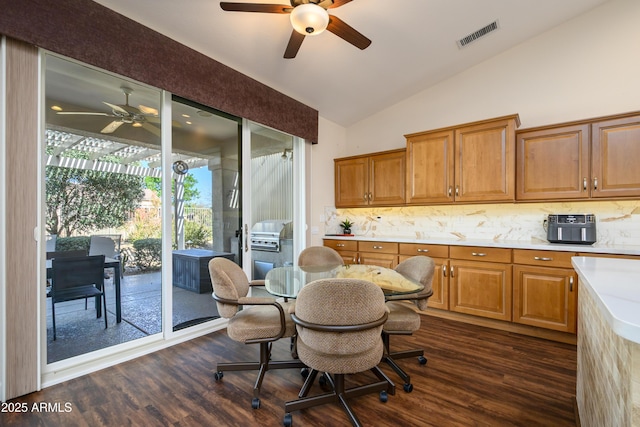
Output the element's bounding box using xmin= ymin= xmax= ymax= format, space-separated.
xmin=133 ymin=238 xmax=162 ymax=270
xmin=56 ymin=236 xmax=90 ymax=253
xmin=184 ymin=221 xmax=212 ymax=248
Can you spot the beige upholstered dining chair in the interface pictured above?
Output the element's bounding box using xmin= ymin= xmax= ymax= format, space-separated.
xmin=382 ymin=255 xmax=435 ymax=393
xmin=209 ymin=257 xmax=304 ymax=409
xmin=284 ymin=278 xmax=395 ymax=427
xmin=297 ymin=246 xmax=343 ymax=267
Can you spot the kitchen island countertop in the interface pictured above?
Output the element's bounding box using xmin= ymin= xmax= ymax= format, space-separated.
xmin=572 ymin=256 xmax=640 ymax=344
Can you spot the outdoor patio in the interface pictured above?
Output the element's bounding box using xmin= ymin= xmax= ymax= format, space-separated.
xmin=45 ymin=269 xmax=222 ymax=363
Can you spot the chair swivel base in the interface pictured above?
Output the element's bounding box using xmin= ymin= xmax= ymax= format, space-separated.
xmin=214 ymin=342 xmax=306 ymax=409
xmin=284 ymin=366 xmax=395 ymax=427
xmin=382 ymin=348 xmax=427 ymax=393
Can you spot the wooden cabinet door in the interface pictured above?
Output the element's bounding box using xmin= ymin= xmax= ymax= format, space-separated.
xmin=516 ymin=124 xmax=590 ymax=200
xmin=335 ymin=157 xmax=369 ymax=207
xmin=513 ymin=265 xmax=577 ymax=333
xmin=449 ymin=260 xmax=512 ymax=321
xmin=358 ymin=252 xmax=397 ymax=268
xmin=591 ymin=115 xmax=640 ymax=198
xmin=405 ymin=130 xmax=454 ymax=204
xmin=369 ymin=151 xmax=406 ymax=206
xmin=455 ymin=117 xmax=517 ymax=202
xmin=399 ymin=254 xmax=449 ymax=310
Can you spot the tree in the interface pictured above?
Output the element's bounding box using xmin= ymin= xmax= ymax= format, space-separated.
xmin=144 ymin=174 xmax=200 ymax=205
xmin=46 ymin=166 xmax=145 ymax=237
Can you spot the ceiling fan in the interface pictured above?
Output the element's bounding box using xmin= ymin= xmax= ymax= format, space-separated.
xmin=220 ymin=0 xmax=371 ymax=58
xmin=57 ymin=86 xmax=161 ymax=136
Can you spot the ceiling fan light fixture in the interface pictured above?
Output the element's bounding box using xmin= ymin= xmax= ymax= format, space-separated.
xmin=290 ymin=4 xmax=329 ymax=36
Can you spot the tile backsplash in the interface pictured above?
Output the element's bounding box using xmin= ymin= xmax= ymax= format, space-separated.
xmin=326 ymin=200 xmax=640 ymax=245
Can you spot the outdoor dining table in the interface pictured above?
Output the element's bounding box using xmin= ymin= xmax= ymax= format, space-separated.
xmin=264 ymin=264 xmax=423 ymax=299
xmin=47 ymin=257 xmax=122 ymax=323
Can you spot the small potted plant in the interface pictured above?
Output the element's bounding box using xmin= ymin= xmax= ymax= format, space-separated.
xmin=339 ymin=218 xmax=353 ymax=234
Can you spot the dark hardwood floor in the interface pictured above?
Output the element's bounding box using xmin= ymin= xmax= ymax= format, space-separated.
xmin=3 ymin=315 xmax=577 ymax=426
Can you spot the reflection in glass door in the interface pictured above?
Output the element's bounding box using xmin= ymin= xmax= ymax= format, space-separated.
xmin=44 ymin=54 xmax=163 ymax=363
xmin=170 ymin=97 xmax=241 ymax=331
xmin=246 ymin=123 xmax=295 ymax=282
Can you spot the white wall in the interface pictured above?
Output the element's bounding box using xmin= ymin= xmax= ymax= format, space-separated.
xmin=310 ymin=0 xmax=640 ymax=240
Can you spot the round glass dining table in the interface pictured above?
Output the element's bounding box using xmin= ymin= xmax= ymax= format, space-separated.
xmin=264 ymin=264 xmax=423 ymax=299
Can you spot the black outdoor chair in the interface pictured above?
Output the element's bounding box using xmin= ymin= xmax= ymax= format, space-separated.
xmin=50 ymin=255 xmax=107 ymax=340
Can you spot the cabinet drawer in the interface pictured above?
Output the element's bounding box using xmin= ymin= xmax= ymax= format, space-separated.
xmin=398 ymin=243 xmax=448 ymax=258
xmin=450 ymin=246 xmax=511 ymax=263
xmin=513 ymin=249 xmax=575 ymax=268
xmin=324 ymin=239 xmax=357 ymax=252
xmin=358 ymin=241 xmax=399 ymax=254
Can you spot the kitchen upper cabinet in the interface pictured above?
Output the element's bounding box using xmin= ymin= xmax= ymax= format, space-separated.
xmin=406 ymin=115 xmax=519 ymax=204
xmin=405 ymin=130 xmax=454 ymax=204
xmin=516 ymin=112 xmax=640 ymax=201
xmin=335 ymin=149 xmax=405 ymax=208
xmin=591 ymin=114 xmax=640 ymax=198
xmin=516 ymin=124 xmax=590 ymax=201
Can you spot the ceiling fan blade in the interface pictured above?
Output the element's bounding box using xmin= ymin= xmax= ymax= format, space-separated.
xmin=284 ymin=30 xmax=305 ymax=58
xmin=141 ymin=122 xmax=161 ymax=137
xmin=138 ymin=104 xmax=158 ymax=116
xmin=220 ymin=2 xmax=291 ymax=13
xmin=56 ymin=111 xmax=110 ymax=116
xmin=326 ymin=15 xmax=371 ymax=50
xmin=103 ymin=101 xmax=129 ymax=115
xmin=327 ymin=0 xmax=352 ymax=8
xmin=101 ymin=121 xmax=124 ymax=134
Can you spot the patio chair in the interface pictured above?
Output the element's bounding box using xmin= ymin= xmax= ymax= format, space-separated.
xmin=89 ymin=235 xmax=122 ymax=278
xmin=50 ymin=255 xmax=107 ymax=340
xmin=45 ymin=234 xmax=57 ymax=252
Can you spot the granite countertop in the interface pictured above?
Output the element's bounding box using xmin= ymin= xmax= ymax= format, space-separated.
xmin=572 ymin=256 xmax=640 ymax=344
xmin=322 ymin=235 xmax=640 ymax=256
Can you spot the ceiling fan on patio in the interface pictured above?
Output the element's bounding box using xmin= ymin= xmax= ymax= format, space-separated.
xmin=220 ymin=0 xmax=371 ymax=58
xmin=57 ymin=86 xmax=161 ymax=136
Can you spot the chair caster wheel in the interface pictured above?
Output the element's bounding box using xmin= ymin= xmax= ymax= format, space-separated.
xmin=403 ymin=383 xmax=413 ymax=393
xmin=283 ymin=413 xmax=293 ymax=426
xmin=214 ymin=371 xmax=223 ymax=381
xmin=300 ymin=368 xmax=309 ymax=378
xmin=418 ymin=355 xmax=427 ymax=365
xmin=318 ymin=374 xmax=328 ymax=388
xmin=251 ymin=397 xmax=260 ymax=409
xmin=379 ymin=390 xmax=388 ymax=403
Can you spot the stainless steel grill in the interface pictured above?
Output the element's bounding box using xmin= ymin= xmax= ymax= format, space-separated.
xmin=250 ymin=220 xmax=292 ymax=252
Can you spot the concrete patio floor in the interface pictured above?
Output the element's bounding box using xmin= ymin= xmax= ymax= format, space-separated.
xmin=46 ymin=270 xmax=221 ymax=363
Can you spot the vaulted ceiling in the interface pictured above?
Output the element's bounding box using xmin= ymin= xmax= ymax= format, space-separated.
xmin=92 ymin=0 xmax=609 ymax=127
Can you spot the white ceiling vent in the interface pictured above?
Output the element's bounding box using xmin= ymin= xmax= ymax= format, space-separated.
xmin=457 ymin=20 xmax=500 ymax=48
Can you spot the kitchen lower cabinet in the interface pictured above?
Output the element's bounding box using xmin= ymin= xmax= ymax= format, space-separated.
xmin=324 ymin=239 xmax=398 ymax=268
xmin=513 ymin=265 xmax=577 ymax=333
xmin=512 ymin=249 xmax=577 ymax=333
xmin=449 ymin=259 xmax=512 ymax=321
xmin=399 ymin=243 xmax=449 ymax=310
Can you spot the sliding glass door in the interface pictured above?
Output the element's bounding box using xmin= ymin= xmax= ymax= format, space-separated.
xmin=170 ymin=97 xmax=241 ymax=330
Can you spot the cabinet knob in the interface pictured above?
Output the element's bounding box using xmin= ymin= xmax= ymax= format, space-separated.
xmin=450 ymin=266 xmax=454 ymax=277
xmin=373 ymin=245 xmax=383 ymax=250
xmin=570 ymin=276 xmax=574 ymax=292
xmin=583 ymin=177 xmax=587 ymax=191
xmin=448 ymin=187 xmax=453 ymax=197
xmin=455 ymin=186 xmax=459 ymax=197
xmin=363 ymin=193 xmax=368 ymax=201
xmin=533 ymin=256 xmax=553 ymax=261
xmin=593 ymin=177 xmax=598 ymax=191
xmin=442 ymin=264 xmax=447 ymax=277
xmin=417 ymin=248 xmax=429 ymax=253
xmin=336 ymin=243 xmax=345 ymax=247
xmin=471 ymin=252 xmax=486 ymax=257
